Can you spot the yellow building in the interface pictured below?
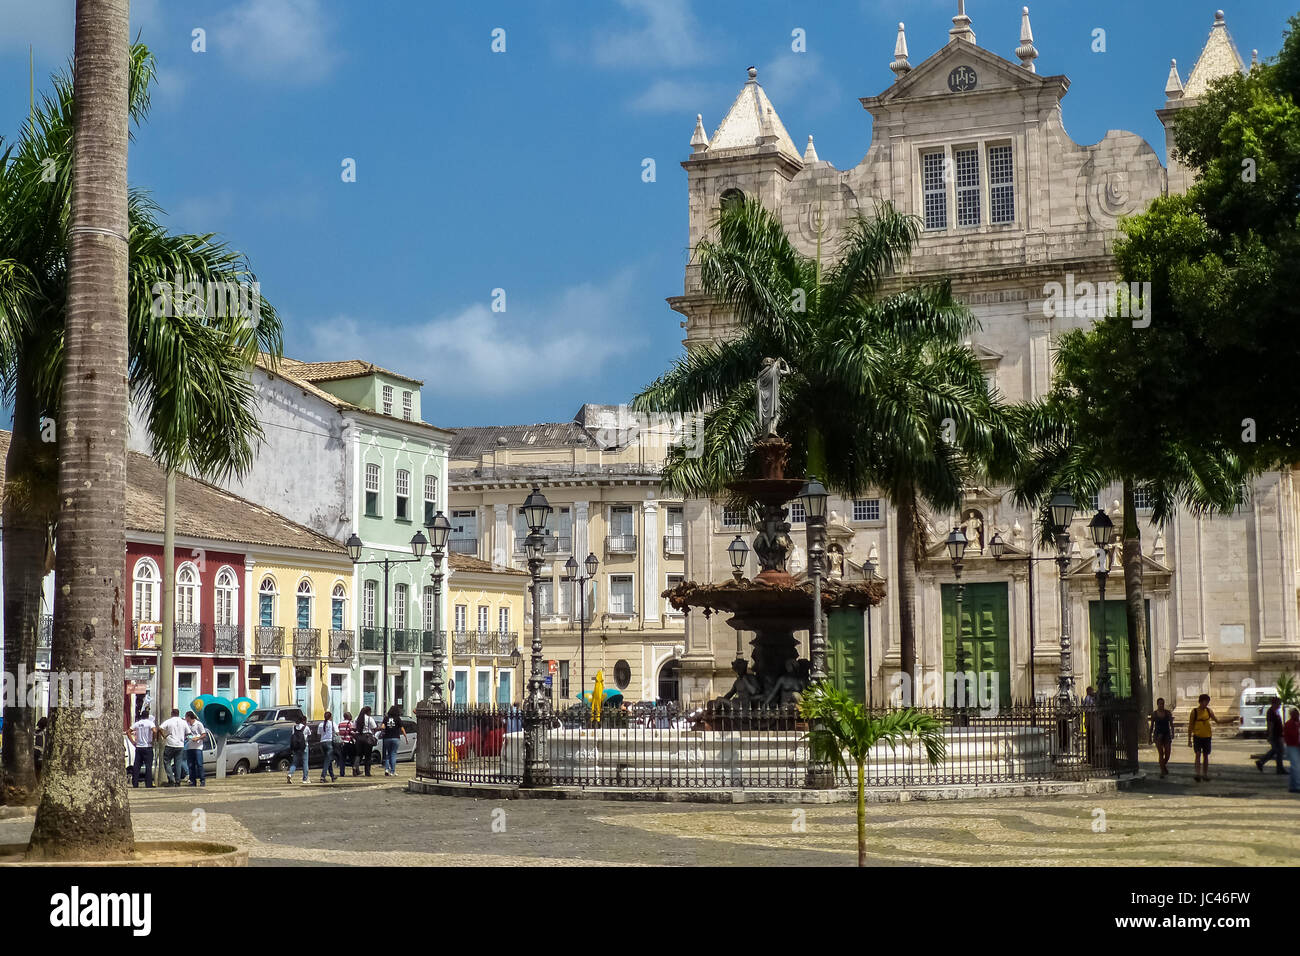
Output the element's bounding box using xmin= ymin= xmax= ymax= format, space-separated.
xmin=445 ymin=553 xmax=529 ymax=706
xmin=247 ymin=551 xmax=355 ymax=718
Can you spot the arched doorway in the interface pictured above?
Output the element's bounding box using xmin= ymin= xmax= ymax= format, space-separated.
xmin=657 ymin=659 xmax=681 ymax=704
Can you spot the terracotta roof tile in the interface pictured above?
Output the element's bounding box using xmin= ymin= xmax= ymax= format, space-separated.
xmin=448 ymin=552 xmax=529 ymax=576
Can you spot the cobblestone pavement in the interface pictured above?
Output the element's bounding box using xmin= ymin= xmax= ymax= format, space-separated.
xmin=2 ymin=736 xmax=1294 ymax=866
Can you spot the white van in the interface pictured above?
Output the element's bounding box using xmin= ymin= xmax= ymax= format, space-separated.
xmin=1239 ymin=686 xmax=1279 ymax=736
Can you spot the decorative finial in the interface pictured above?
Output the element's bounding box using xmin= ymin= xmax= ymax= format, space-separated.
xmin=747 ymin=65 xmax=757 ymax=81
xmin=690 ymin=113 xmax=709 ymax=153
xmin=1215 ymin=9 xmax=1225 ymax=22
xmin=890 ymin=22 xmax=912 ymax=77
xmin=803 ymin=134 xmax=819 ymax=163
xmin=1251 ymin=49 xmax=1260 ymax=70
xmin=1017 ymin=6 xmax=1038 ymax=72
xmin=1165 ymin=58 xmax=1183 ymax=98
xmin=949 ymin=0 xmax=976 ymax=45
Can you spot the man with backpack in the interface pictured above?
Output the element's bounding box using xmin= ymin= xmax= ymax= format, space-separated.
xmin=1187 ymin=693 xmax=1225 ymax=782
xmin=287 ymin=718 xmax=311 ymax=784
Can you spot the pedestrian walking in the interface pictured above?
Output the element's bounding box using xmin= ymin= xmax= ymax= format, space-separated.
xmin=1284 ymin=708 xmax=1300 ymax=794
xmin=1256 ymin=696 xmax=1287 ymax=774
xmin=1149 ymin=698 xmax=1174 ymax=777
xmin=1187 ymin=693 xmax=1224 ymax=781
xmin=159 ymin=708 xmax=187 ymax=786
xmin=337 ymin=711 xmax=355 ymax=777
xmin=319 ymin=712 xmax=338 ymax=782
xmin=33 ymin=716 xmax=47 ymax=778
xmin=287 ymin=717 xmax=311 ymax=783
xmin=381 ymin=705 xmax=407 ymax=777
xmin=353 ymin=706 xmax=376 ymax=776
xmin=129 ymin=709 xmax=157 ymax=788
xmin=183 ymin=711 xmax=207 ymax=787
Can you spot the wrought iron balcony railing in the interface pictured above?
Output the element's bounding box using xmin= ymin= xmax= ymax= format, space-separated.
xmin=254 ymin=626 xmax=284 ymax=658
xmin=213 ymin=624 xmax=242 ymax=656
xmin=421 ymin=630 xmax=446 ymax=655
xmin=663 ymin=534 xmax=685 ymax=554
xmin=174 ymin=621 xmax=202 ymax=654
xmin=452 ymin=630 xmax=470 ymax=656
xmin=606 ymin=534 xmax=637 ymax=554
xmin=328 ymin=629 xmax=355 ymax=662
xmin=513 ymin=534 xmax=570 ymax=554
xmin=292 ymin=628 xmax=320 ymax=660
xmin=392 ymin=628 xmax=421 ymax=655
xmin=449 ymin=630 xmax=520 ymax=658
xmin=448 ymin=537 xmax=479 ymax=556
xmin=360 ymin=627 xmax=383 ymax=653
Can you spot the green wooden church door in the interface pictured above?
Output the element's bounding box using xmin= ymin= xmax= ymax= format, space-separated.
xmin=1089 ymin=598 xmax=1150 ymax=699
xmin=826 ymin=608 xmax=866 ymax=703
xmin=941 ymin=582 xmax=1011 ymax=708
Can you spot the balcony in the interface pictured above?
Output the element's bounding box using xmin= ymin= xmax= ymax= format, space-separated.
xmin=449 ymin=537 xmax=478 ymax=556
xmin=391 ymin=628 xmax=421 ymax=656
xmin=663 ymin=534 xmax=685 ymax=555
xmin=254 ymin=626 xmax=284 ymax=658
xmin=38 ymin=615 xmax=53 ymax=648
xmin=213 ymin=624 xmax=242 ymax=656
xmin=513 ymin=534 xmax=570 ymax=554
xmin=606 ymin=534 xmax=637 ymax=554
xmin=421 ymin=629 xmax=446 ymax=656
xmin=359 ymin=627 xmax=383 ymax=653
xmin=292 ymin=628 xmax=321 ymax=660
xmin=450 ymin=631 xmax=518 ymax=659
xmin=328 ymin=629 xmax=355 ymax=662
xmin=173 ymin=621 xmax=202 ymax=654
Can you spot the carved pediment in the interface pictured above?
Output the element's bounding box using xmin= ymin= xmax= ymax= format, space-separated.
xmin=863 ymin=41 xmax=1065 ymax=113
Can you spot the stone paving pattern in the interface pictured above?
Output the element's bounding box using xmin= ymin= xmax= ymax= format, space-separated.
xmin=2 ymin=737 xmax=1295 ymax=866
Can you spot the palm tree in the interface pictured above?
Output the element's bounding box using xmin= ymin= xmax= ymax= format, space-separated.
xmin=23 ymin=0 xmax=133 ymax=859
xmin=633 ymin=196 xmax=1019 ymax=684
xmin=0 ymin=45 xmax=282 ymax=805
xmin=801 ymin=682 xmax=946 ymax=865
xmin=1010 ymin=328 xmax=1248 ymax=711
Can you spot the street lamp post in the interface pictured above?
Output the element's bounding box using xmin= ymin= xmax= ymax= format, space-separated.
xmin=727 ymin=535 xmax=749 ymax=582
xmin=1048 ymin=491 xmax=1078 ymax=705
xmin=864 ymin=550 xmax=877 ymax=709
xmin=346 ymin=528 xmax=428 ymax=714
xmin=426 ymin=511 xmax=451 ymax=706
xmin=521 ymin=486 xmax=553 ymax=787
xmin=945 ymin=526 xmax=969 ymax=708
xmin=1088 ymin=509 xmax=1117 ymax=702
xmin=799 ymin=476 xmax=834 ymax=789
xmin=564 ymin=551 xmax=600 ymax=703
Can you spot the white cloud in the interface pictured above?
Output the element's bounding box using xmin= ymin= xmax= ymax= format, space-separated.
xmin=628 ymin=78 xmax=728 ymax=114
xmin=212 ymin=0 xmax=339 ymax=85
xmin=592 ymin=0 xmax=708 ymax=69
xmin=302 ymin=270 xmax=645 ymax=400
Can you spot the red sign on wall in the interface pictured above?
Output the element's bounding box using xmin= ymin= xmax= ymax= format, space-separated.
xmin=547 ymin=660 xmax=557 ymax=675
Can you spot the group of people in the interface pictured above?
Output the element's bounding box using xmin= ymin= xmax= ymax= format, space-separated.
xmin=126 ymin=708 xmax=210 ymax=788
xmin=285 ymin=705 xmax=408 ymax=784
xmin=1147 ymin=693 xmax=1300 ymax=791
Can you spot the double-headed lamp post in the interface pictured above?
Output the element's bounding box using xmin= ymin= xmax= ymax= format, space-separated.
xmin=346 ymin=528 xmax=429 ymax=714
xmin=1088 ymin=509 xmax=1117 ymax=701
xmin=564 ymin=551 xmax=600 ymax=703
xmin=944 ymin=526 xmax=969 ymax=682
xmin=425 ymin=511 xmax=452 ymax=706
xmin=798 ymin=477 xmax=833 ymax=789
xmin=521 ymin=485 xmax=552 ymax=787
xmin=1048 ymin=490 xmax=1078 ymax=706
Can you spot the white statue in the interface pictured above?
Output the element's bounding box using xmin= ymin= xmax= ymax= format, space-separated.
xmin=756 ymin=357 xmax=792 ymax=437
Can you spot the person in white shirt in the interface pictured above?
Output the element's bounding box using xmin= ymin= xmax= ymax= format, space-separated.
xmin=183 ymin=711 xmax=207 ymax=787
xmin=128 ymin=710 xmax=157 ymax=788
xmin=159 ymin=708 xmax=188 ymax=786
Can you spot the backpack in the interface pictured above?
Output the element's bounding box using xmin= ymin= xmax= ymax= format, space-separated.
xmin=291 ymin=724 xmax=307 ymax=751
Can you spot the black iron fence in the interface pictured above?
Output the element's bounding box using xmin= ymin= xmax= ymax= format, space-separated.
xmin=414 ymin=698 xmax=1140 ymax=790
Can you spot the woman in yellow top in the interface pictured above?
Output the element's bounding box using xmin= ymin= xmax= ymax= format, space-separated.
xmin=1187 ymin=693 xmax=1224 ymax=782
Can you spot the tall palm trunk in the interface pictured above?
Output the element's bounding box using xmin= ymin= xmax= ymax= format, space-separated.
xmin=895 ymin=488 xmax=919 ymax=692
xmin=27 ymin=0 xmax=133 ymax=860
xmin=1121 ymin=479 xmax=1150 ymax=713
xmin=1 ymin=362 xmax=47 ymax=804
xmin=856 ymin=760 xmax=866 ymax=867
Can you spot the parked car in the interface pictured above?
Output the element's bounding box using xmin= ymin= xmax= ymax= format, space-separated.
xmin=245 ymin=706 xmax=306 ymax=724
xmin=246 ymin=720 xmax=320 ymax=773
xmin=368 ymin=717 xmax=418 ymax=763
xmin=1240 ymin=686 xmax=1280 ymax=736
xmin=121 ymin=730 xmax=258 ymax=777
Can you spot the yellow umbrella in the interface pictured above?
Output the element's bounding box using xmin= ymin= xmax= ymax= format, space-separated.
xmin=591 ymin=670 xmax=605 ymax=723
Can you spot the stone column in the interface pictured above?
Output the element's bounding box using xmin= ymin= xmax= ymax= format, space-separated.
xmin=493 ymin=503 xmax=508 ymax=570
xmin=573 ymin=500 xmax=589 ymax=559
xmin=642 ymin=499 xmax=659 ymax=624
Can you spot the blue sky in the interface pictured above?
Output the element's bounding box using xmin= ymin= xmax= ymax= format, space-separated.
xmin=0 ymin=0 xmax=1292 ymax=428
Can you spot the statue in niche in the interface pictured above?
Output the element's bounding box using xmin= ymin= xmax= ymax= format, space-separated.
xmin=756 ymin=357 xmax=792 ymax=438
xmin=961 ymin=509 xmax=984 ymax=554
xmin=827 ymin=543 xmax=845 ymax=578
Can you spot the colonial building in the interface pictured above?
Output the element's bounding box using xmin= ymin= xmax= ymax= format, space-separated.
xmin=669 ymin=6 xmax=1297 ymax=712
xmin=444 ymin=552 xmax=529 ymax=706
xmin=448 ymin=405 xmax=688 ymax=705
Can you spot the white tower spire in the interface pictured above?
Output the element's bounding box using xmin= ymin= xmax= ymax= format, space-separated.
xmin=1165 ymin=59 xmax=1184 ymax=98
xmin=1016 ymin=7 xmax=1038 ymax=72
xmin=890 ymin=22 xmax=912 ymax=78
xmin=803 ymin=135 xmax=819 ymax=164
xmin=690 ymin=114 xmax=709 ymax=153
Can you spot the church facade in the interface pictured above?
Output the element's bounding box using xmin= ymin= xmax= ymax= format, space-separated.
xmin=668 ymin=6 xmax=1299 ymax=714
